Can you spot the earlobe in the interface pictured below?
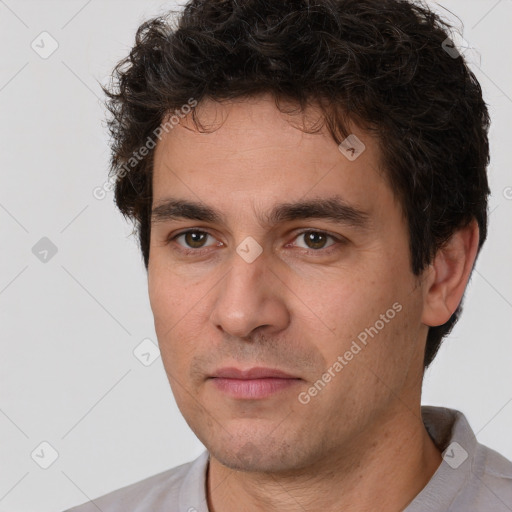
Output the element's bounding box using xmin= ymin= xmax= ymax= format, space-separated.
xmin=421 ymin=220 xmax=480 ymax=327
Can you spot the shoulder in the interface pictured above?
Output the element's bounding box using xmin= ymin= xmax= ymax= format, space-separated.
xmin=63 ymin=452 xmax=208 ymax=512
xmin=467 ymin=442 xmax=512 ymax=510
xmin=412 ymin=406 xmax=512 ymax=511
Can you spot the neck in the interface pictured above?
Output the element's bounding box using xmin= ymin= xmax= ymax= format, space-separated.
xmin=207 ymin=405 xmax=442 ymax=512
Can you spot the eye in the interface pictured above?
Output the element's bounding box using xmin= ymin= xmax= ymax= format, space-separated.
xmin=290 ymin=230 xmax=339 ymax=251
xmin=168 ymin=228 xmax=343 ymax=256
xmin=171 ymin=230 xmax=220 ymax=252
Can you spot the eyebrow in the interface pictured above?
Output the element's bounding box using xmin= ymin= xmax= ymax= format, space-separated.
xmin=151 ymin=196 xmax=370 ymax=230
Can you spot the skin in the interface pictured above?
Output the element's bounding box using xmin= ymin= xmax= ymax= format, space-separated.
xmin=147 ymin=94 xmax=480 ymax=511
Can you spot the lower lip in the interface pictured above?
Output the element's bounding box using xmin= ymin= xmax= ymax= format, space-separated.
xmin=211 ymin=377 xmax=301 ymax=399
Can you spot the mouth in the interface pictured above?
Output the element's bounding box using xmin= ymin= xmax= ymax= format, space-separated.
xmin=208 ymin=367 xmax=303 ymax=400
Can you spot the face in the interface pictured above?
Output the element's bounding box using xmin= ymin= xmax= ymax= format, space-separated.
xmin=148 ymin=94 xmax=429 ymax=473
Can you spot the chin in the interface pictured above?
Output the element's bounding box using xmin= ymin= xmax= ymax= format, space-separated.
xmin=206 ymin=432 xmax=311 ymax=474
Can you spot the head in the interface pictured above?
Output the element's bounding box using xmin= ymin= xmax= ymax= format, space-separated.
xmin=102 ymin=0 xmax=490 ymax=472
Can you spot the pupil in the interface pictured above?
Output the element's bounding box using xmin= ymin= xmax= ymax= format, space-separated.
xmin=307 ymin=232 xmax=325 ymax=249
xmin=187 ymin=231 xmax=205 ymax=248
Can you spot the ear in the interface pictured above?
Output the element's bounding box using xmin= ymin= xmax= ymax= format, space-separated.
xmin=421 ymin=219 xmax=480 ymax=327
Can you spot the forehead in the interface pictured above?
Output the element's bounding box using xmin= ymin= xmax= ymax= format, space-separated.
xmin=155 ymin=95 xmax=380 ymax=161
xmin=151 ymin=95 xmax=392 ymax=221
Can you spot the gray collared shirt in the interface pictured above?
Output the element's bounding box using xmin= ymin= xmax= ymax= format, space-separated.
xmin=65 ymin=406 xmax=512 ymax=511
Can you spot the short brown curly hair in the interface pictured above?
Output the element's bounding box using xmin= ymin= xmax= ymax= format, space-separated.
xmin=101 ymin=0 xmax=490 ymax=368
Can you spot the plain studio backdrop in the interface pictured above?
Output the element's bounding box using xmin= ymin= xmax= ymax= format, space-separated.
xmin=0 ymin=1 xmax=511 ymax=510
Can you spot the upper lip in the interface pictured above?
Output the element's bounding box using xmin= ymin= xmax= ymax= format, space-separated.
xmin=210 ymin=367 xmax=299 ymax=379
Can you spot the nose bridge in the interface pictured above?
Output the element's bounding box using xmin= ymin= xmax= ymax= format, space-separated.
xmin=210 ymin=243 xmax=289 ymax=338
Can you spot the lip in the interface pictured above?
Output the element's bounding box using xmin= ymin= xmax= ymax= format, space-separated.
xmin=211 ymin=367 xmax=298 ymax=379
xmin=209 ymin=367 xmax=302 ymax=399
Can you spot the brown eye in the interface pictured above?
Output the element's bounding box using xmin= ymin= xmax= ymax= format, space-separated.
xmin=294 ymin=231 xmax=336 ymax=251
xmin=173 ymin=230 xmax=216 ymax=250
xmin=183 ymin=231 xmax=208 ymax=248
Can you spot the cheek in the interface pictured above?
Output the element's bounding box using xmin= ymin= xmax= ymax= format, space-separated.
xmin=148 ymin=263 xmax=190 ymax=353
xmin=297 ymin=268 xmax=382 ymax=333
xmin=148 ymin=260 xmax=209 ymax=363
xmin=148 ymin=271 xmax=173 ymax=330
xmin=303 ymin=264 xmax=413 ymax=360
xmin=148 ymin=251 xmax=193 ymax=316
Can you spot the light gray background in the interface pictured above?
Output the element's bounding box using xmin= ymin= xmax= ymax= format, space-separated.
xmin=0 ymin=1 xmax=511 ymax=511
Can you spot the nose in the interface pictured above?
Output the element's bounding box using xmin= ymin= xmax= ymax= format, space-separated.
xmin=209 ymin=246 xmax=290 ymax=339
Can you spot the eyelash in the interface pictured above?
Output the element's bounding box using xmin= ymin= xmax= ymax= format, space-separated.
xmin=167 ymin=229 xmax=345 ymax=256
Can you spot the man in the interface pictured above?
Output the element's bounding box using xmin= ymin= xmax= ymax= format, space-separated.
xmin=66 ymin=0 xmax=512 ymax=510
